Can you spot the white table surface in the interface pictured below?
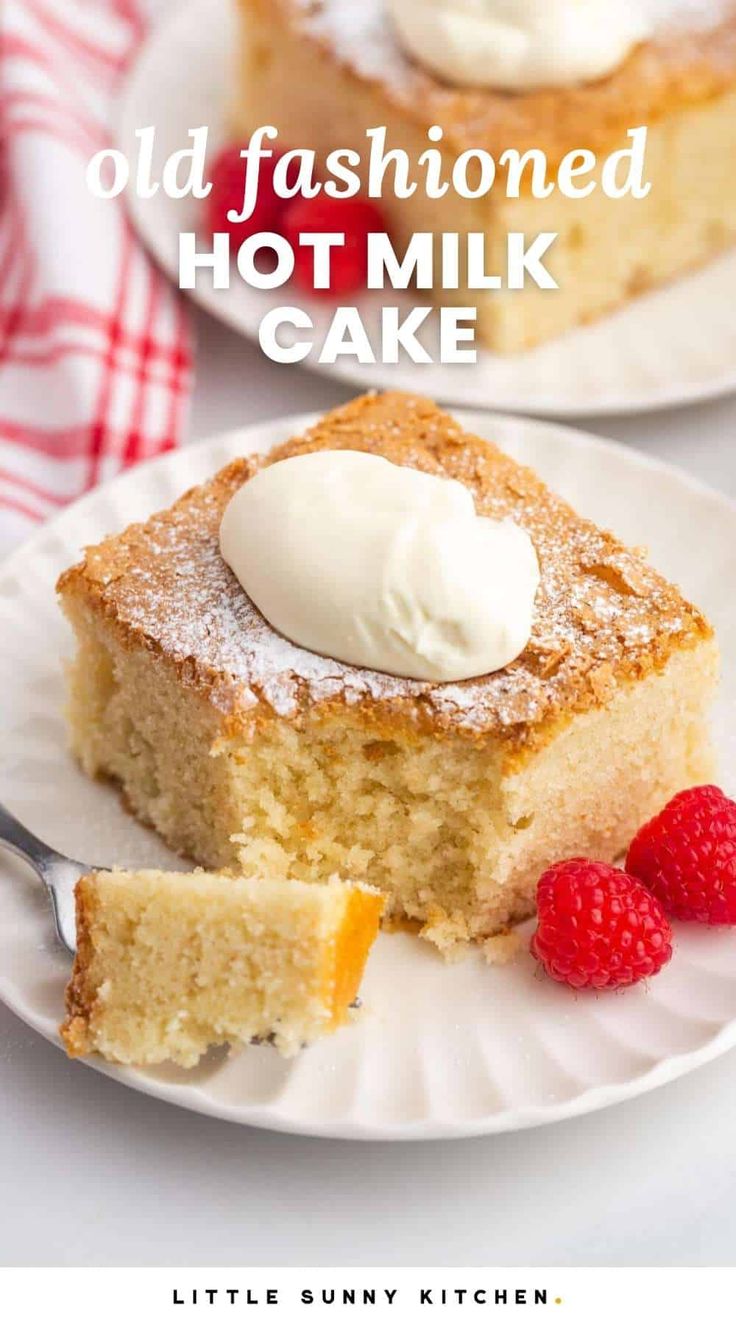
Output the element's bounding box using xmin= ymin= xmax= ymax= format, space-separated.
xmin=3 ymin=307 xmax=736 ymax=1269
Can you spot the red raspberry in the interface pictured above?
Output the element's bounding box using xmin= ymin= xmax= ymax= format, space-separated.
xmin=281 ymin=195 xmax=386 ymax=296
xmin=626 ymin=785 xmax=736 ymax=924
xmin=530 ymin=858 xmax=673 ymax=990
xmin=205 ymin=144 xmax=290 ymax=242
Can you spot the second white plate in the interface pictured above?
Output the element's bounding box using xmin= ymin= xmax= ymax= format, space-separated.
xmin=1 ymin=410 xmax=736 ymax=1139
xmin=118 ymin=0 xmax=736 ymax=419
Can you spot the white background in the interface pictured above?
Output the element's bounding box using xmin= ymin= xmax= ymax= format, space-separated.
xmin=2 ymin=306 xmax=736 ymax=1268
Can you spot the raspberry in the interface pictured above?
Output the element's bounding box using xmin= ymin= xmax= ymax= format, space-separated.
xmin=281 ymin=195 xmax=386 ymax=296
xmin=205 ymin=144 xmax=289 ymax=242
xmin=626 ymin=784 xmax=736 ymax=924
xmin=530 ymin=858 xmax=673 ymax=990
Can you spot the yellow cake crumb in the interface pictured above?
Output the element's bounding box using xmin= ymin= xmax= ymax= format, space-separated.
xmin=61 ymin=868 xmax=383 ymax=1067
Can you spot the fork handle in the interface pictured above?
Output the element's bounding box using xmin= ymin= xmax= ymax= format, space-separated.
xmin=0 ymin=801 xmax=80 ymax=954
xmin=0 ymin=801 xmax=64 ymax=880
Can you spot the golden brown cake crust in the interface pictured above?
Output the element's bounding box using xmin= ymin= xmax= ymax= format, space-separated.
xmin=258 ymin=0 xmax=736 ymax=165
xmin=325 ymin=887 xmax=384 ymax=1026
xmin=57 ymin=392 xmax=712 ymax=758
xmin=60 ymin=874 xmax=97 ymax=1057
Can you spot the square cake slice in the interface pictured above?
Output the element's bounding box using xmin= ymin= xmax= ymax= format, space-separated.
xmin=61 ymin=869 xmax=383 ymax=1066
xmin=233 ymin=0 xmax=736 ymax=351
xmin=58 ymin=391 xmax=718 ymax=954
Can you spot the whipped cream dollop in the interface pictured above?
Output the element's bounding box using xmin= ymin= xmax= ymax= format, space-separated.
xmin=219 ymin=450 xmax=540 ymax=683
xmin=385 ymin=0 xmax=652 ymax=91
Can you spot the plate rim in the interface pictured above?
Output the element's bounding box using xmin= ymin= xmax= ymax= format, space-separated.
xmin=115 ymin=0 xmax=736 ymax=421
xmin=1 ymin=405 xmax=734 ymax=584
xmin=2 ymin=408 xmax=736 ymax=1140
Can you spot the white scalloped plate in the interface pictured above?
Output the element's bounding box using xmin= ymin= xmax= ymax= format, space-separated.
xmin=117 ymin=0 xmax=736 ymax=419
xmin=1 ymin=411 xmax=736 ymax=1139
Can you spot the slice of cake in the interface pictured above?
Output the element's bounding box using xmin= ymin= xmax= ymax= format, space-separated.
xmin=57 ymin=392 xmax=718 ymax=954
xmin=61 ymin=868 xmax=383 ymax=1066
xmin=232 ymin=0 xmax=736 ymax=351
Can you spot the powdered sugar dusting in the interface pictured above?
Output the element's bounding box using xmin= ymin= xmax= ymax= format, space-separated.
xmin=124 ymin=534 xmax=420 ymax=721
xmin=293 ymin=0 xmax=732 ymax=85
xmin=293 ymin=0 xmax=410 ymax=88
xmin=284 ymin=0 xmax=736 ymax=165
xmin=74 ymin=396 xmax=710 ymax=748
xmin=642 ymin=0 xmax=732 ymax=30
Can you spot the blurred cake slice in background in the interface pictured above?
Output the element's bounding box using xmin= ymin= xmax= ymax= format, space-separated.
xmin=233 ymin=0 xmax=736 ymax=351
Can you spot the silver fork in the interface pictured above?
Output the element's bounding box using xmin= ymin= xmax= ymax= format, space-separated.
xmin=0 ymin=802 xmax=83 ymax=954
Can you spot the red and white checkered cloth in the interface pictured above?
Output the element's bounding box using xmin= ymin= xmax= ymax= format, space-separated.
xmin=0 ymin=0 xmax=192 ymax=555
